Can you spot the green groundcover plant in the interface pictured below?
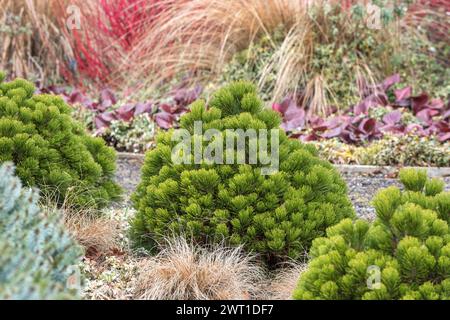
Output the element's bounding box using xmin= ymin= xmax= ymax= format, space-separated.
xmin=314 ymin=134 xmax=450 ymax=167
xmin=0 ymin=72 xmax=121 ymax=208
xmin=0 ymin=163 xmax=83 ymax=299
xmin=294 ymin=169 xmax=450 ymax=300
xmin=131 ymin=81 xmax=354 ymax=265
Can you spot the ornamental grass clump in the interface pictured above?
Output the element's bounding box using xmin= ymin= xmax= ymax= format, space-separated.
xmin=294 ymin=168 xmax=450 ymax=300
xmin=0 ymin=72 xmax=121 ymax=208
xmin=133 ymin=237 xmax=263 ymax=300
xmin=131 ymin=81 xmax=354 ymax=265
xmin=0 ymin=163 xmax=82 ymax=299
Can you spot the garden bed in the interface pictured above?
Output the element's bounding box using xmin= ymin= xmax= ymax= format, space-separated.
xmin=80 ymin=153 xmax=450 ymax=300
xmin=2 ymin=0 xmax=449 ymax=301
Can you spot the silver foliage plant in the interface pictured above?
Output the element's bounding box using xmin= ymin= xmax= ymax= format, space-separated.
xmin=0 ymin=163 xmax=83 ymax=299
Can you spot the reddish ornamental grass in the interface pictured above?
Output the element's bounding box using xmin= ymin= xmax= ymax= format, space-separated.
xmin=56 ymin=0 xmax=170 ymax=87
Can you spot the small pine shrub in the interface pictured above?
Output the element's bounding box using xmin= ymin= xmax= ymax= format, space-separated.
xmin=0 ymin=72 xmax=121 ymax=208
xmin=131 ymin=81 xmax=354 ymax=265
xmin=293 ymin=168 xmax=450 ymax=300
xmin=0 ymin=163 xmax=83 ymax=299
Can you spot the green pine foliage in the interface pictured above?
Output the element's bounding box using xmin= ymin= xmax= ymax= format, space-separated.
xmin=0 ymin=163 xmax=83 ymax=299
xmin=131 ymin=81 xmax=354 ymax=264
xmin=293 ymin=168 xmax=450 ymax=300
xmin=0 ymin=72 xmax=121 ymax=208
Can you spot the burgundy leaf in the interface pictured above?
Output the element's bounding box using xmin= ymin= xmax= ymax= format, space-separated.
xmin=273 ymin=98 xmax=306 ymax=131
xmin=359 ymin=118 xmax=377 ymax=134
xmin=100 ymin=88 xmax=117 ymax=106
xmin=380 ymin=124 xmax=405 ymax=134
xmin=416 ymin=109 xmax=440 ymax=124
xmin=68 ymin=90 xmax=92 ymax=107
xmin=382 ymin=74 xmax=401 ymax=91
xmin=97 ymin=89 xmax=117 ymax=111
xmin=94 ymin=117 xmax=108 ymax=129
xmin=370 ymin=92 xmax=389 ymax=106
xmin=340 ymin=130 xmax=356 ymax=144
xmin=433 ymin=121 xmax=450 ymax=132
xmin=289 ymin=132 xmax=303 ymax=139
xmin=394 ymin=86 xmax=412 ymax=102
xmin=282 ymin=108 xmax=306 ymax=131
xmin=309 ymin=115 xmax=325 ymax=128
xmin=272 ymin=98 xmax=294 ymax=115
xmin=282 ymin=120 xmax=305 ymax=132
xmin=443 ymin=109 xmax=450 ymax=119
xmin=173 ymin=85 xmax=202 ymax=105
xmin=354 ymin=100 xmax=370 ymax=116
xmin=351 ymin=115 xmax=364 ymax=125
xmin=438 ymin=132 xmax=450 ymax=142
xmin=283 ymin=106 xmax=306 ymax=125
xmin=47 ymin=85 xmax=67 ymax=95
xmin=411 ymin=93 xmax=429 ymax=114
xmin=160 ymin=103 xmax=182 ymax=114
xmin=134 ymin=102 xmax=153 ymax=115
xmin=427 ymin=98 xmax=444 ymax=110
xmin=154 ymin=112 xmax=176 ymax=129
xmin=394 ymin=99 xmax=412 ymax=108
xmin=405 ymin=123 xmax=425 ymax=135
xmin=94 ymin=112 xmax=116 ymax=129
xmin=284 ymin=105 xmax=306 ymax=123
xmin=354 ymin=93 xmax=388 ymax=115
xmin=312 ymin=124 xmax=329 ymax=132
xmin=322 ymin=126 xmax=343 ymax=138
xmin=382 ymin=110 xmax=402 ymax=125
xmin=415 ymin=109 xmax=431 ymax=123
xmin=116 ymin=104 xmax=135 ymax=122
xmin=430 ymin=109 xmax=441 ymax=117
xmin=323 ymin=118 xmax=339 ymax=129
xmin=326 ymin=116 xmax=349 ymax=129
xmin=100 ymin=112 xmax=116 ymax=122
xmin=299 ymin=133 xmax=320 ymax=142
xmin=272 ymin=103 xmax=284 ymax=113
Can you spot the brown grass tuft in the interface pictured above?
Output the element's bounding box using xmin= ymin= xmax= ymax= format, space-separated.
xmin=39 ymin=188 xmax=122 ymax=258
xmin=120 ymin=0 xmax=308 ymax=98
xmin=64 ymin=211 xmax=121 ymax=258
xmin=262 ymin=263 xmax=307 ymax=300
xmin=0 ymin=0 xmax=67 ymax=82
xmin=133 ymin=237 xmax=265 ymax=300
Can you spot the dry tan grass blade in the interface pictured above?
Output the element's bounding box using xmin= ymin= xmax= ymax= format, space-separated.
xmin=133 ymin=237 xmax=265 ymax=300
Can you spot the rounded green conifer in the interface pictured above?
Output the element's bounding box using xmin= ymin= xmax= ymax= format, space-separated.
xmin=294 ymin=169 xmax=450 ymax=300
xmin=0 ymin=73 xmax=121 ymax=208
xmin=131 ymin=81 xmax=354 ymax=264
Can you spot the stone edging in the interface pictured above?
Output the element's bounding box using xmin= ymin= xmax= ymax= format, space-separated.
xmin=335 ymin=164 xmax=450 ymax=178
xmin=117 ymin=152 xmax=450 ymax=178
xmin=118 ymin=152 xmax=146 ymax=161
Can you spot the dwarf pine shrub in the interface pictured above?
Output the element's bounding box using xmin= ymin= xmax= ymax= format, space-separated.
xmin=131 ymin=81 xmax=354 ymax=264
xmin=293 ymin=169 xmax=450 ymax=300
xmin=0 ymin=163 xmax=83 ymax=299
xmin=0 ymin=72 xmax=121 ymax=208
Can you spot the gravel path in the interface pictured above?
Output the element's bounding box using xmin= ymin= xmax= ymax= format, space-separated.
xmin=116 ymin=156 xmax=143 ymax=199
xmin=115 ymin=156 xmax=449 ymax=220
xmin=343 ymin=175 xmax=399 ymax=220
